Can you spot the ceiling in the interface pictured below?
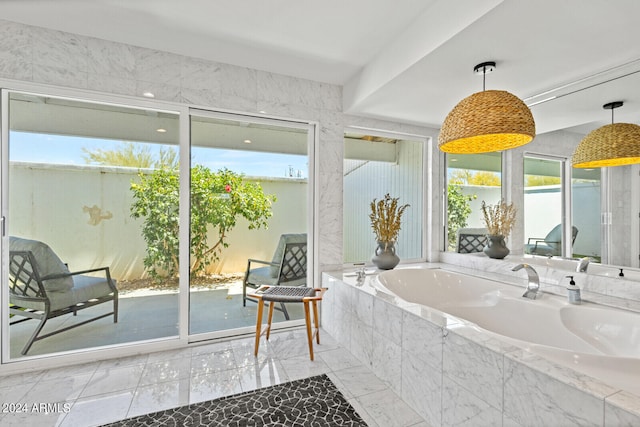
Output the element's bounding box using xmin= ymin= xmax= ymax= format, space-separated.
xmin=3 ymin=0 xmax=640 ymax=136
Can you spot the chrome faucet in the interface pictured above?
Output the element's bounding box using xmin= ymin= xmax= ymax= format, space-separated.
xmin=512 ymin=263 xmax=540 ymax=299
xmin=576 ymin=257 xmax=590 ymax=273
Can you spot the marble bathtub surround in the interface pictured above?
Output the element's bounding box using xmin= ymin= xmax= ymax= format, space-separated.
xmin=322 ymin=263 xmax=640 ymax=426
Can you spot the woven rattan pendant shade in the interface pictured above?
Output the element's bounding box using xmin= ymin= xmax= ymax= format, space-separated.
xmin=572 ymin=122 xmax=640 ymax=168
xmin=439 ymin=89 xmax=536 ymax=154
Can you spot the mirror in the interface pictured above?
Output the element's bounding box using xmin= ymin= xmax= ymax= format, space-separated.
xmin=523 ymin=131 xmax=640 ymax=280
xmin=445 ymin=128 xmax=640 ymax=281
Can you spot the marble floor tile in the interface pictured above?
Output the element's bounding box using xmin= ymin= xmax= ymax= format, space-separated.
xmin=80 ymin=365 xmax=144 ymax=398
xmin=5 ymin=328 xmax=429 ymax=427
xmin=357 ymin=388 xmax=424 ymax=427
xmin=331 ymin=364 xmax=389 ymax=398
xmin=236 ymin=359 xmax=290 ymax=392
xmin=126 ymin=378 xmax=191 ymax=417
xmin=188 ymin=369 xmax=243 ymax=404
xmin=61 ymin=390 xmax=135 ymax=427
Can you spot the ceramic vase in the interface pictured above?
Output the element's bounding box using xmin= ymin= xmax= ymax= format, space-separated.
xmin=372 ymin=241 xmax=400 ymax=270
xmin=483 ymin=234 xmax=510 ymax=259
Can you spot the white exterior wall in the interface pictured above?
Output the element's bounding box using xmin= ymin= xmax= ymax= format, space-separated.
xmin=9 ymin=162 xmax=307 ymax=279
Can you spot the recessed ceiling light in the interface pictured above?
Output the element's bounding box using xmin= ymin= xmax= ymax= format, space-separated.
xmin=259 ymin=110 xmax=267 ymax=114
xmin=157 ymin=128 xmax=167 ymax=133
xmin=244 ymin=139 xmax=252 ymax=144
xmin=142 ymin=91 xmax=155 ymax=98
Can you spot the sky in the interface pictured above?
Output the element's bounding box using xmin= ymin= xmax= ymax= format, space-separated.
xmin=9 ymin=132 xmax=308 ymax=179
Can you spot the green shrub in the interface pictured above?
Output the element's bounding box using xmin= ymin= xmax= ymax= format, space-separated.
xmin=447 ymin=184 xmax=475 ymax=250
xmin=131 ymin=165 xmax=276 ymax=278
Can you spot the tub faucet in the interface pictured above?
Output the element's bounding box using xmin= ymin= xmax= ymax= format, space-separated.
xmin=512 ymin=263 xmax=540 ymax=300
xmin=576 ymin=257 xmax=591 ymax=273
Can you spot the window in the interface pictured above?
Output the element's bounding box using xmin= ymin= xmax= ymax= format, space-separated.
xmin=343 ymin=131 xmax=424 ymax=264
xmin=445 ymin=152 xmax=502 ymax=251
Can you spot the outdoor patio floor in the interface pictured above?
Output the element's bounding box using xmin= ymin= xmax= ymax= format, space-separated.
xmin=9 ymin=282 xmax=305 ymax=359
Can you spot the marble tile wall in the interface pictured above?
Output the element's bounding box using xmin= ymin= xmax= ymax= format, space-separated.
xmin=0 ymin=18 xmax=438 ymax=276
xmin=322 ymin=270 xmax=640 ymax=427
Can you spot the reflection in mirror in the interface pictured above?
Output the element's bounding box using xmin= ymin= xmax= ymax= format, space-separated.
xmin=572 ymin=167 xmax=601 ymax=261
xmin=445 ymin=152 xmax=502 ymax=252
xmin=523 ymin=156 xmax=567 ymax=257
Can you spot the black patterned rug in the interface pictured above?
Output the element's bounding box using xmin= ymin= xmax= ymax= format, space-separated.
xmin=102 ymin=374 xmax=368 ymax=426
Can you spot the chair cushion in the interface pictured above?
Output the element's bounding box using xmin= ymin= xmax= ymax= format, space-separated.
xmin=247 ymin=266 xmax=279 ymax=286
xmin=269 ymin=233 xmax=307 ymax=277
xmin=13 ymin=275 xmax=115 ymax=312
xmin=9 ymin=236 xmax=73 ymax=292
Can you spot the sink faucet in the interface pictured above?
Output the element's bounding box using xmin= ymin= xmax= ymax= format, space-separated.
xmin=576 ymin=257 xmax=590 ymax=273
xmin=512 ymin=263 xmax=540 ymax=299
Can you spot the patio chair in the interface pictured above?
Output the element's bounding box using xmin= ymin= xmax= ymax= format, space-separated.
xmin=456 ymin=227 xmax=488 ymax=253
xmin=524 ymin=224 xmax=579 ymax=256
xmin=8 ymin=236 xmax=118 ymax=355
xmin=242 ymin=233 xmax=307 ymax=320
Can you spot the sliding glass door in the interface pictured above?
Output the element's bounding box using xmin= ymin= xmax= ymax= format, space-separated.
xmin=1 ymin=89 xmax=315 ymax=362
xmin=188 ymin=111 xmax=313 ymax=338
xmin=3 ymin=90 xmax=181 ymax=359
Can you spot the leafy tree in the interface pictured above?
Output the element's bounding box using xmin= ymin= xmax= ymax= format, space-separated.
xmin=468 ymin=171 xmax=501 ymax=186
xmin=450 ymin=169 xmax=501 ymax=186
xmin=449 ymin=169 xmax=472 ymax=185
xmin=130 ymin=165 xmax=276 ymax=278
xmin=83 ymin=142 xmax=178 ymax=169
xmin=525 ymin=175 xmax=561 ymax=186
xmin=447 ymin=184 xmax=476 ymax=249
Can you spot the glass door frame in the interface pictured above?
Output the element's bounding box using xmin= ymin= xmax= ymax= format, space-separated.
xmin=0 ymin=83 xmax=190 ymax=367
xmin=185 ymin=108 xmax=317 ymax=343
xmin=0 ymin=81 xmax=317 ymax=371
xmin=523 ymin=152 xmax=573 ymax=257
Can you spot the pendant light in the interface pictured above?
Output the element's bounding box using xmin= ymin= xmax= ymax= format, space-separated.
xmin=572 ymin=101 xmax=640 ymax=168
xmin=438 ymin=61 xmax=536 ymax=154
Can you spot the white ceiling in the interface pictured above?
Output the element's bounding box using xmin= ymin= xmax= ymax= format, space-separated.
xmin=3 ymin=0 xmax=640 ymax=135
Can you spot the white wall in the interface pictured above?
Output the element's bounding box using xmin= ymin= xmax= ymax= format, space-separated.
xmin=8 ymin=162 xmax=307 ymax=279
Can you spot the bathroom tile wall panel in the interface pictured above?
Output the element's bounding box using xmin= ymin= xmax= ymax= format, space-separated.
xmin=442 ymin=375 xmax=502 ymax=427
xmin=503 ymin=356 xmax=603 ymax=427
xmin=371 ymin=332 xmax=402 ymax=393
xmin=400 ymin=311 xmax=444 ymax=427
xmin=371 ymin=298 xmax=403 ymax=392
xmin=443 ymin=331 xmax=504 ymax=412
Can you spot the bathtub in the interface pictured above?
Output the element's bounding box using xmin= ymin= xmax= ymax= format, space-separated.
xmin=374 ymin=267 xmax=640 ymax=396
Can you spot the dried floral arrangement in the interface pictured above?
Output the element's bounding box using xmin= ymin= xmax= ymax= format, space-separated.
xmin=369 ymin=193 xmax=410 ymax=244
xmin=481 ymin=199 xmax=517 ymax=237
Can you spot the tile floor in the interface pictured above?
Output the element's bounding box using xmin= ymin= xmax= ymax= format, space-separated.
xmin=0 ymin=328 xmax=430 ymax=427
